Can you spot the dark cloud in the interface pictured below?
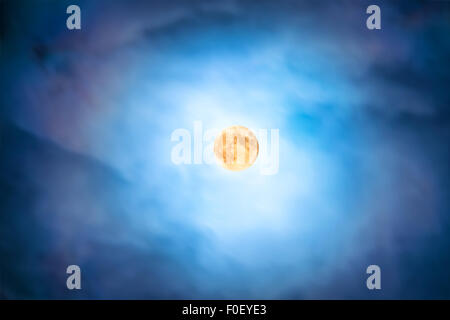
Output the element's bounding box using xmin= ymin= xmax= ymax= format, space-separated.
xmin=1 ymin=0 xmax=449 ymax=299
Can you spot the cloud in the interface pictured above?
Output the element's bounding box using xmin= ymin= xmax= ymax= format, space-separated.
xmin=1 ymin=0 xmax=449 ymax=298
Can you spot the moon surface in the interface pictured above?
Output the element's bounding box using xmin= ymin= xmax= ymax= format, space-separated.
xmin=214 ymin=126 xmax=259 ymax=171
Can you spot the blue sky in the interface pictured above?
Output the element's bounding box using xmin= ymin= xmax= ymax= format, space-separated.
xmin=1 ymin=0 xmax=449 ymax=299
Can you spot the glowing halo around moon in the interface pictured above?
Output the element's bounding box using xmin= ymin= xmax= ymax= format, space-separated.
xmin=214 ymin=126 xmax=259 ymax=171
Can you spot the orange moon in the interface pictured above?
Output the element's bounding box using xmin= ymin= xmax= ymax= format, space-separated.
xmin=214 ymin=126 xmax=259 ymax=171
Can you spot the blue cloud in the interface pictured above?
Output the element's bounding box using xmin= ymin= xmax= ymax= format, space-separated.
xmin=1 ymin=0 xmax=449 ymax=299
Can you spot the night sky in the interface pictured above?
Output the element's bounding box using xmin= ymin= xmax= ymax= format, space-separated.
xmin=1 ymin=0 xmax=450 ymax=299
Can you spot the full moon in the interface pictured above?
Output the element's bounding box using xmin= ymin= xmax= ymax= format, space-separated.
xmin=214 ymin=126 xmax=259 ymax=171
